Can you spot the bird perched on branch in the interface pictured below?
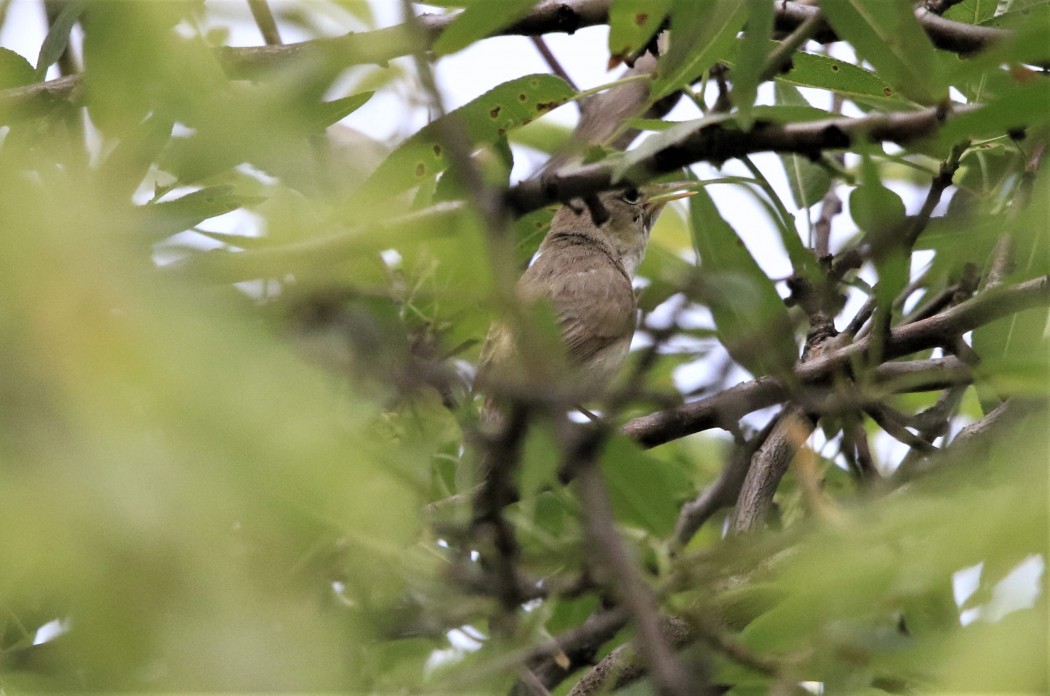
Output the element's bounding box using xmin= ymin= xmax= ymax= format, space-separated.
xmin=476 ymin=185 xmax=693 ymax=422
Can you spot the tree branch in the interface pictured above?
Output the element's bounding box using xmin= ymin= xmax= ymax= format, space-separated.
xmin=774 ymin=1 xmax=1013 ymax=57
xmin=572 ymin=435 xmax=697 ymax=696
xmin=506 ymin=105 xmax=976 ymax=214
xmin=624 ymin=275 xmax=1049 ymax=448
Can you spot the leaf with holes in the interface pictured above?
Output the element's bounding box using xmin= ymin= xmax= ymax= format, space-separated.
xmin=775 ymin=51 xmax=912 ymax=110
xmin=608 ymin=0 xmax=671 ymax=67
xmin=348 ymin=74 xmax=575 ymax=208
xmin=820 ymin=0 xmax=947 ymax=105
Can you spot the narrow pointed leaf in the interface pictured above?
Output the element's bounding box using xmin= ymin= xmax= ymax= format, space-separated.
xmin=433 ymin=0 xmax=540 ymax=56
xmin=775 ymin=84 xmax=831 ymax=211
xmin=652 ymin=0 xmax=748 ymax=99
xmin=35 ymin=0 xmax=86 ymax=79
xmin=730 ymin=0 xmax=775 ymax=126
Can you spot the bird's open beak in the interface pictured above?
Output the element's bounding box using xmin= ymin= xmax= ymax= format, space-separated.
xmin=645 ymin=188 xmax=697 ymax=212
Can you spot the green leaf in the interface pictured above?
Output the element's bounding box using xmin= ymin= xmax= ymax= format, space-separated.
xmin=980 ymin=2 xmax=1050 ymax=28
xmin=510 ymin=118 xmax=573 ymax=154
xmin=730 ymin=0 xmax=775 ymax=127
xmin=751 ymin=104 xmax=834 ymax=123
xmin=652 ymin=0 xmax=749 ymax=100
xmin=432 ymin=0 xmax=539 ymax=56
xmin=944 ymin=0 xmax=997 ymax=24
xmin=600 ymin=435 xmax=684 ymax=536
xmin=775 ymin=51 xmax=911 ymax=110
xmin=348 ymin=74 xmax=575 ymax=207
xmin=0 ymin=47 xmax=36 ymax=90
xmin=851 ymin=158 xmax=909 ymax=353
xmin=35 ymin=0 xmax=86 ymax=79
xmin=689 ymin=187 xmax=796 ymax=377
xmin=310 ymin=91 xmax=374 ymax=131
xmin=608 ymin=0 xmax=671 ymax=66
xmin=938 ymin=80 xmax=1050 ymax=144
xmin=820 ymin=0 xmax=947 ymax=105
xmin=781 ymin=153 xmax=831 ymax=210
xmin=972 ymin=179 xmax=1050 ymax=398
xmin=82 ymin=2 xmax=225 ymax=135
xmin=848 ymin=185 xmax=905 ymax=236
xmin=774 ymin=84 xmax=830 ymax=209
xmin=637 ymin=244 xmax=694 ymax=312
xmin=97 ymin=115 xmax=174 ymax=199
xmin=142 ymin=186 xmax=263 ymax=240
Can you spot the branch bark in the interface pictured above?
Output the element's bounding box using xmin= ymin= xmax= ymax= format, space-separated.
xmin=506 ymin=105 xmax=976 ymax=214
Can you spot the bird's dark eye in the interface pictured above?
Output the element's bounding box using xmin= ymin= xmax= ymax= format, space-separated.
xmin=622 ymin=187 xmax=642 ymax=205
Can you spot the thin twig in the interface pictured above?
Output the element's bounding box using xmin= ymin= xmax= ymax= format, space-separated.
xmin=864 ymin=404 xmax=938 ymax=453
xmin=247 ymin=0 xmax=283 ymax=45
xmin=572 ymin=431 xmax=697 ymax=696
xmin=530 ymin=35 xmax=578 ymax=91
xmin=813 ymin=185 xmax=842 ymax=258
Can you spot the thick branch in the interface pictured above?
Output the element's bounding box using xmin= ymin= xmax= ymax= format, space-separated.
xmin=775 ymin=1 xmax=1010 ymax=57
xmin=506 ymin=105 xmax=976 ymax=214
xmin=514 ymin=609 xmax=629 ymax=694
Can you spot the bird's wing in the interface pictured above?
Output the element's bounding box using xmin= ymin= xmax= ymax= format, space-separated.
xmin=535 ymin=254 xmax=637 ymax=365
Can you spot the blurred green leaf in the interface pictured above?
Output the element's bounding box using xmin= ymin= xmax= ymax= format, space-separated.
xmin=142 ymin=186 xmax=263 ymax=240
xmin=35 ymin=0 xmax=86 ymax=79
xmin=601 ymin=435 xmax=686 ymax=536
xmin=0 ymin=47 xmax=36 ymax=90
xmin=689 ymin=187 xmax=796 ymax=377
xmin=751 ymin=104 xmax=834 ymax=124
xmin=938 ymin=80 xmax=1050 ymax=144
xmin=614 ymin=113 xmax=734 ymax=182
xmin=652 ymin=0 xmax=748 ymax=99
xmin=82 ymin=2 xmax=224 ymax=135
xmin=347 ymin=74 xmax=575 ymax=208
xmin=510 ymin=117 xmax=572 ymax=154
xmin=849 ymin=184 xmax=906 ymax=237
xmin=981 ymin=1 xmax=1050 ymax=28
xmin=730 ymin=0 xmax=775 ymax=127
xmin=312 ymin=91 xmax=374 ymax=130
xmin=432 ymin=0 xmax=540 ymax=56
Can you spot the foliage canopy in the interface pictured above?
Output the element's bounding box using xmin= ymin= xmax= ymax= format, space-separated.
xmin=0 ymin=1 xmax=1047 ymax=694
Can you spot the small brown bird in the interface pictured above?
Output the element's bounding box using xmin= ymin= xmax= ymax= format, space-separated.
xmin=477 ymin=185 xmax=693 ymax=416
